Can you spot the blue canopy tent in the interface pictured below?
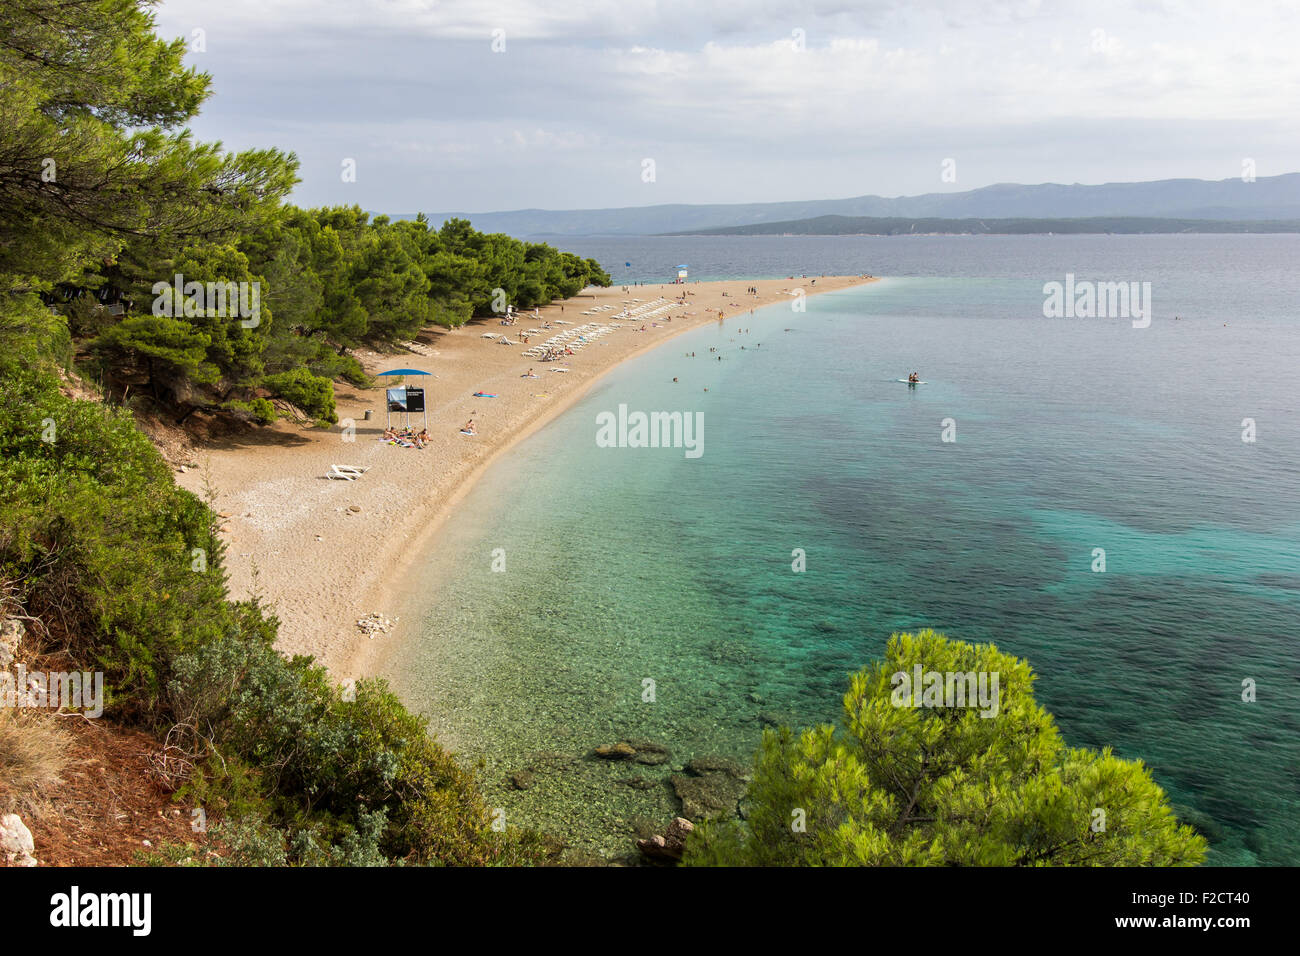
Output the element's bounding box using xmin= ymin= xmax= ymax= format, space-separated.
xmin=376 ymin=369 xmax=432 ymax=429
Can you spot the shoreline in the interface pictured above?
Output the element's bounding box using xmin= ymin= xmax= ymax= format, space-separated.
xmin=176 ymin=275 xmax=877 ymax=678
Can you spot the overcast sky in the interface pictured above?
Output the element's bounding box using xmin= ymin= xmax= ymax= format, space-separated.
xmin=154 ymin=0 xmax=1300 ymax=215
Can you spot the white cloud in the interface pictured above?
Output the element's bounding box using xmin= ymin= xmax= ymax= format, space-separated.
xmin=154 ymin=0 xmax=1300 ymax=211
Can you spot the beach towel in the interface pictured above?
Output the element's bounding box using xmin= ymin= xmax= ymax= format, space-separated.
xmin=473 ymin=392 xmax=498 ymax=397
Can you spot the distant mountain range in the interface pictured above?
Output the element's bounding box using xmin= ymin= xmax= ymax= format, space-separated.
xmin=410 ymin=173 xmax=1300 ymax=237
xmin=677 ymin=215 xmax=1300 ymax=237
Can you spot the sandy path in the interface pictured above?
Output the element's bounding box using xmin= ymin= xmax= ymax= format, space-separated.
xmin=175 ymin=275 xmax=876 ymax=677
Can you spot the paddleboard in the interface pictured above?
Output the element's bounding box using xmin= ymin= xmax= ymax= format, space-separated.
xmin=472 ymin=392 xmax=497 ymax=397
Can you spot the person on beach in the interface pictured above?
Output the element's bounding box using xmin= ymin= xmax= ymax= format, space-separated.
xmin=462 ymin=419 xmax=476 ymax=434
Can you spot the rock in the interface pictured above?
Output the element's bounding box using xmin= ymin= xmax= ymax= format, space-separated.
xmin=749 ymin=692 xmax=764 ymax=704
xmin=625 ymin=739 xmax=670 ymax=765
xmin=671 ymin=772 xmax=747 ymax=821
xmin=670 ymin=757 xmax=750 ymax=822
xmin=348 ymin=505 xmax=361 ymax=513
xmin=593 ymin=742 xmax=636 ymax=760
xmin=685 ymin=756 xmax=747 ymax=778
xmin=0 ymin=618 xmax=24 ymax=668
xmin=637 ymin=834 xmax=670 ymax=859
xmin=637 ymin=816 xmax=695 ymax=862
xmin=621 ymin=776 xmax=657 ymax=790
xmin=0 ymin=814 xmax=37 ymax=867
xmin=509 ymin=770 xmax=536 ymax=791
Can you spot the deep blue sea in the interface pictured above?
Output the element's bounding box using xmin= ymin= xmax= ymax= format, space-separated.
xmin=376 ymin=235 xmax=1300 ymax=864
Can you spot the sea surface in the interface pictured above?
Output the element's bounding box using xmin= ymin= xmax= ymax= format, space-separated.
xmin=375 ymin=235 xmax=1300 ymax=865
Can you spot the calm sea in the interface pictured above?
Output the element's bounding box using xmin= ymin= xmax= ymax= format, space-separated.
xmin=375 ymin=235 xmax=1300 ymax=865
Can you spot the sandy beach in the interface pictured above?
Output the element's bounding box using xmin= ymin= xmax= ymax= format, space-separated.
xmin=174 ymin=275 xmax=876 ymax=679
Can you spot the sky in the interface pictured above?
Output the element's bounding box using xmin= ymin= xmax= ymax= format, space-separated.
xmin=153 ymin=0 xmax=1300 ymax=216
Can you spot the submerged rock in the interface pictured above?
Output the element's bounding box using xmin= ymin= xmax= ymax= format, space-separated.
xmin=593 ymin=742 xmax=637 ymax=760
xmin=637 ymin=817 xmax=695 ymax=863
xmin=509 ymin=770 xmax=536 ymax=791
xmin=627 ymin=739 xmax=671 ymax=765
xmin=685 ymin=756 xmax=747 ymax=778
xmin=671 ymin=772 xmax=747 ymax=822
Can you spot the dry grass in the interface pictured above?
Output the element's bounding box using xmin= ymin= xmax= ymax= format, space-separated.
xmin=0 ymin=708 xmax=71 ymax=818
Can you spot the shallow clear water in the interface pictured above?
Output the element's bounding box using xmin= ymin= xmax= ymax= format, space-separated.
xmin=376 ymin=236 xmax=1300 ymax=865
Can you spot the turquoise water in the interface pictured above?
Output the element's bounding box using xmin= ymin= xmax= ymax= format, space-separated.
xmin=376 ymin=238 xmax=1300 ymax=865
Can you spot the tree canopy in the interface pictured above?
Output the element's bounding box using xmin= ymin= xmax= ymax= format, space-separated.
xmin=684 ymin=630 xmax=1207 ymax=866
xmin=2 ymin=0 xmax=610 ymax=427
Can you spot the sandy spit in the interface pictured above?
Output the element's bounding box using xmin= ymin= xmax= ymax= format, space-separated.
xmin=175 ymin=275 xmax=877 ymax=678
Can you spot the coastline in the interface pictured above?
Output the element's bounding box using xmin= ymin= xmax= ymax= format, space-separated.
xmin=175 ymin=275 xmax=877 ymax=679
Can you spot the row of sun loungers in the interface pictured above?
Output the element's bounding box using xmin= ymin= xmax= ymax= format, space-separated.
xmin=612 ymin=296 xmax=675 ymax=320
xmin=520 ymin=322 xmax=619 ymax=358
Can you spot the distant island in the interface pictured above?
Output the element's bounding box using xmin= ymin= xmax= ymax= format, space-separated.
xmin=412 ymin=172 xmax=1300 ymax=237
xmin=666 ymin=214 xmax=1300 ymax=237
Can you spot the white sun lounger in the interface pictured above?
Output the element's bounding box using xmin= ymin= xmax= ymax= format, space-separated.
xmin=328 ymin=464 xmax=369 ymax=481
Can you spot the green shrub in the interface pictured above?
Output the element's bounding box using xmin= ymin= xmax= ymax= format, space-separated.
xmin=168 ymin=631 xmax=544 ymax=865
xmin=262 ymin=368 xmax=337 ymax=424
xmin=0 ymin=360 xmax=242 ymax=712
xmin=685 ymin=630 xmax=1208 ymax=867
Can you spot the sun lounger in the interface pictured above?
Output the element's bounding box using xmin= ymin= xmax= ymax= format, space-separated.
xmin=328 ymin=464 xmax=369 ymax=481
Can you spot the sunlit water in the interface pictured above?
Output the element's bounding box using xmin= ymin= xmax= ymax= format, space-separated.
xmin=375 ymin=236 xmax=1300 ymax=865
